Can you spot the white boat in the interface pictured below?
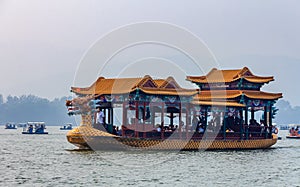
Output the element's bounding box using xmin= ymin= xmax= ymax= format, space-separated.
xmin=60 ymin=123 xmax=73 ymax=130
xmin=5 ymin=123 xmax=17 ymax=129
xmin=22 ymin=122 xmax=48 ymax=134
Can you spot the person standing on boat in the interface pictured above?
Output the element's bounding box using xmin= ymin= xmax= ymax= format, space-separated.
xmin=96 ymin=108 xmax=106 ymax=130
xmin=192 ymin=114 xmax=199 ymax=132
xmin=212 ymin=112 xmax=221 ymax=131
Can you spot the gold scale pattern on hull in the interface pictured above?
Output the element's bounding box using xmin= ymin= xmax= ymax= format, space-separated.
xmin=67 ymin=125 xmax=278 ymax=151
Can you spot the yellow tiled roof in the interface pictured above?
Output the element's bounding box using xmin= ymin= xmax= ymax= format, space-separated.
xmin=71 ymin=75 xmax=197 ymax=96
xmin=191 ymin=100 xmax=246 ymax=107
xmin=141 ymin=87 xmax=198 ymax=96
xmin=193 ymin=90 xmax=282 ymax=101
xmin=186 ymin=67 xmax=274 ymax=84
xmin=243 ymin=90 xmax=282 ymax=100
xmin=153 ymin=77 xmax=183 ymax=89
xmin=72 ymin=77 xmax=144 ymax=95
xmin=153 ymin=79 xmax=165 ymax=88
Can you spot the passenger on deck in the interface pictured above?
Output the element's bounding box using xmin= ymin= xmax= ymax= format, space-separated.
xmin=165 ymin=125 xmax=173 ymax=132
xmin=112 ymin=126 xmax=118 ymax=135
xmin=272 ymin=125 xmax=278 ymax=134
xmin=250 ymin=119 xmax=260 ymax=126
xmin=96 ymin=108 xmax=106 ymax=130
xmin=179 ymin=121 xmax=184 ymax=130
xmin=35 ymin=124 xmax=44 ymax=133
xmin=116 ymin=126 xmax=122 ymax=136
xmin=293 ymin=127 xmax=300 ymax=136
xmin=28 ymin=125 xmax=33 ymax=133
xmin=227 ymin=115 xmax=235 ymax=130
xmin=156 ymin=124 xmax=161 ymax=132
xmin=207 ymin=121 xmax=213 ymax=132
xmin=263 ymin=120 xmax=270 ymax=134
xmin=198 ymin=124 xmax=205 ymax=133
xmin=213 ymin=113 xmax=221 ymax=126
xmin=234 ymin=113 xmax=243 ymax=126
xmin=169 ymin=124 xmax=175 ymax=131
xmin=207 ymin=112 xmax=220 ymax=132
xmin=290 ymin=127 xmax=297 ymax=136
xmin=192 ymin=115 xmax=198 ymax=132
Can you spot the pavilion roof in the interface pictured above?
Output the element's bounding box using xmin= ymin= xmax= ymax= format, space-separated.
xmin=71 ymin=75 xmax=198 ymax=96
xmin=186 ymin=67 xmax=274 ymax=84
xmin=193 ymin=90 xmax=283 ymax=101
xmin=141 ymin=87 xmax=198 ymax=96
xmin=191 ymin=100 xmax=246 ymax=107
xmin=153 ymin=77 xmax=182 ymax=89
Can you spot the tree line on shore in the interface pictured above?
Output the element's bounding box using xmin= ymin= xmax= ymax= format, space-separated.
xmin=0 ymin=94 xmax=75 ymax=125
xmin=275 ymin=99 xmax=300 ymax=125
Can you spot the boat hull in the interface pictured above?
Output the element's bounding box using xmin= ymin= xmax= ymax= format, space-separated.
xmin=67 ymin=126 xmax=278 ymax=151
xmin=60 ymin=128 xmax=72 ymax=130
xmin=22 ymin=132 xmax=48 ymax=134
xmin=286 ymin=136 xmax=300 ymax=139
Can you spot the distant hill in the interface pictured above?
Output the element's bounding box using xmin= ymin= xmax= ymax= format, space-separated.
xmin=0 ymin=94 xmax=76 ymax=125
xmin=275 ymin=99 xmax=300 ymax=125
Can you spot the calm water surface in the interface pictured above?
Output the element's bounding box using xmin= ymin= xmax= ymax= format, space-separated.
xmin=1 ymin=127 xmax=300 ymax=186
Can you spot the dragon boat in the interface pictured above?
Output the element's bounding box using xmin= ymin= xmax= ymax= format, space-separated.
xmin=66 ymin=67 xmax=282 ymax=151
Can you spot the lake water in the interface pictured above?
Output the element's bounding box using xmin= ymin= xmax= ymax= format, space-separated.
xmin=1 ymin=126 xmax=300 ymax=186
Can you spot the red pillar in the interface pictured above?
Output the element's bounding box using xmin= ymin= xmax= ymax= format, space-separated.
xmin=94 ymin=111 xmax=97 ymax=127
xmin=245 ymin=107 xmax=249 ymax=139
xmin=251 ymin=108 xmax=255 ymax=120
xmin=103 ymin=109 xmax=106 ymax=124
xmin=170 ymin=112 xmax=174 ymax=126
xmin=186 ymin=103 xmax=189 ymax=139
xmin=269 ymin=105 xmax=273 ymax=138
xmin=143 ymin=101 xmax=146 ymax=138
xmin=179 ymin=102 xmax=182 ymax=139
xmin=122 ymin=101 xmax=126 ymax=137
xmin=135 ymin=101 xmax=139 ymax=138
xmin=239 ymin=108 xmax=244 ymax=140
xmin=108 ymin=108 xmax=111 ymax=124
xmin=161 ymin=102 xmax=164 ymax=139
xmin=151 ymin=105 xmax=155 ymax=128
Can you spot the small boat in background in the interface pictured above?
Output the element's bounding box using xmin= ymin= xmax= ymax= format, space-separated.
xmin=279 ymin=125 xmax=289 ymax=130
xmin=60 ymin=123 xmax=73 ymax=130
xmin=18 ymin=123 xmax=27 ymax=128
xmin=22 ymin=122 xmax=48 ymax=134
xmin=5 ymin=123 xmax=17 ymax=129
xmin=286 ymin=126 xmax=300 ymax=139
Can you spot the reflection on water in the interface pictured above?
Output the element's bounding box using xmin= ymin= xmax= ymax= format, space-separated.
xmin=1 ymin=127 xmax=299 ymax=186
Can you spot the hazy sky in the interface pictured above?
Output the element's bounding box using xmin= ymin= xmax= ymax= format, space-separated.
xmin=1 ymin=0 xmax=300 ymax=105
